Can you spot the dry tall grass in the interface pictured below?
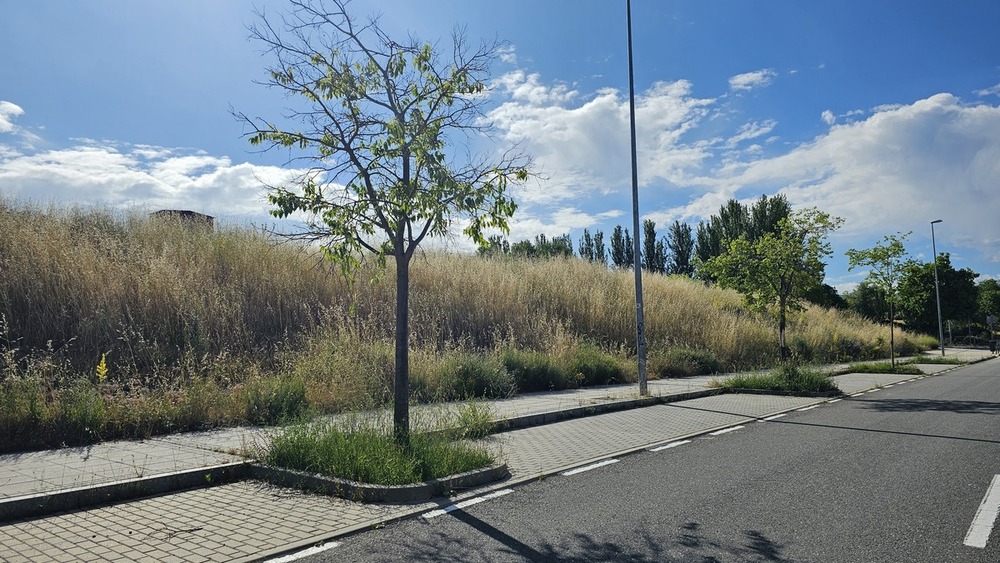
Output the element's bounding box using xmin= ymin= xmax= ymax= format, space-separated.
xmin=0 ymin=201 xmax=936 ymax=450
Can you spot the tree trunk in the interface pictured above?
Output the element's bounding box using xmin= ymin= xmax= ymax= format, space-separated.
xmin=889 ymin=300 xmax=896 ymax=368
xmin=393 ymin=252 xmax=411 ymax=448
xmin=779 ymin=297 xmax=788 ymax=362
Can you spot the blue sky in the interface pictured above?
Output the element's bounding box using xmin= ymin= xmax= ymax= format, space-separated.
xmin=3 ymin=0 xmax=1000 ymax=291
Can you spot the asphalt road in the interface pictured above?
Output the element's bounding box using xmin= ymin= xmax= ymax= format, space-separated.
xmin=298 ymin=359 xmax=1000 ymax=562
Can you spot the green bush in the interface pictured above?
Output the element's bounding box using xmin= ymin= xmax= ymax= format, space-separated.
xmin=502 ymin=348 xmax=578 ymax=392
xmin=245 ymin=376 xmax=309 ymax=425
xmin=431 ymin=353 xmax=515 ymax=401
xmin=716 ymin=363 xmax=839 ymax=394
xmin=649 ymin=347 xmax=722 ymax=378
xmin=262 ymin=418 xmax=494 ymax=486
xmin=568 ymin=343 xmax=628 ymax=386
xmin=56 ymin=383 xmax=106 ymax=445
xmin=846 ymin=361 xmax=923 ymax=375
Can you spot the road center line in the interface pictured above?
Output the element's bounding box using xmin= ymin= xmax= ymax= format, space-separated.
xmin=649 ymin=440 xmax=691 ymax=452
xmin=560 ymin=459 xmax=620 ymax=476
xmin=266 ymin=542 xmax=341 ymax=562
xmin=709 ymin=425 xmax=745 ymax=436
xmin=965 ymin=475 xmax=1000 ymax=548
xmin=422 ymin=489 xmax=514 ymax=519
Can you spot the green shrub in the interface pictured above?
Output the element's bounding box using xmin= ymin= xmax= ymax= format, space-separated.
xmin=649 ymin=347 xmax=722 ymax=378
xmin=431 ymin=353 xmax=515 ymax=401
xmin=245 ymin=376 xmax=309 ymax=425
xmin=847 ymin=361 xmax=923 ymax=375
xmin=56 ymin=383 xmax=106 ymax=445
xmin=566 ymin=342 xmax=629 ymax=386
xmin=716 ymin=363 xmax=839 ymax=394
xmin=262 ymin=418 xmax=494 ymax=486
xmin=502 ymin=348 xmax=578 ymax=392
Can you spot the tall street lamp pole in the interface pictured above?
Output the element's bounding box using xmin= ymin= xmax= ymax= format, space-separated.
xmin=931 ymin=219 xmax=945 ymax=356
xmin=626 ymin=0 xmax=648 ymax=395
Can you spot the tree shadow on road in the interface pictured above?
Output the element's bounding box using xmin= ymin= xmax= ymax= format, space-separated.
xmin=391 ymin=513 xmax=794 ymax=562
xmin=858 ymin=397 xmax=1000 ymax=414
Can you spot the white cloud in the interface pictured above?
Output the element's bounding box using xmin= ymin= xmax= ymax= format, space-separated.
xmin=0 ymin=141 xmax=304 ymax=222
xmin=974 ymin=82 xmax=1000 ymax=97
xmin=497 ymin=44 xmax=518 ymax=65
xmin=725 ymin=119 xmax=778 ymax=147
xmin=728 ymin=69 xmax=778 ymax=92
xmin=494 ymin=70 xmax=577 ymax=105
xmin=821 ymin=110 xmax=836 ymax=125
xmin=0 ymin=101 xmax=24 ymax=133
xmin=690 ymin=93 xmax=1000 ymax=259
xmin=491 ymin=78 xmax=715 ymax=204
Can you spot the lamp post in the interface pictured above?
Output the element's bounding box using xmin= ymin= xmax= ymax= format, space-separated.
xmin=626 ymin=0 xmax=648 ymax=395
xmin=931 ymin=219 xmax=945 ymax=356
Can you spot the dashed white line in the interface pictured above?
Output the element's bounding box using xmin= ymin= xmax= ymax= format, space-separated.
xmin=965 ymin=475 xmax=1000 ymax=548
xmin=266 ymin=542 xmax=341 ymax=562
xmin=850 ymin=392 xmax=866 ymax=397
xmin=560 ymin=459 xmax=620 ymax=476
xmin=422 ymin=489 xmax=514 ymax=519
xmin=797 ymin=405 xmax=819 ymax=412
xmin=762 ymin=414 xmax=786 ymax=422
xmin=828 ymin=398 xmax=842 ymax=403
xmin=709 ymin=425 xmax=745 ymax=436
xmin=649 ymin=440 xmax=692 ymax=452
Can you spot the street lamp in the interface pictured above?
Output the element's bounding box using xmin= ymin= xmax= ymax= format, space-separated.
xmin=626 ymin=0 xmax=648 ymax=395
xmin=931 ymin=219 xmax=945 ymax=356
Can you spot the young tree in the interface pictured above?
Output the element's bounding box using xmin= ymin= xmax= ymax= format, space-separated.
xmin=238 ymin=0 xmax=530 ymax=444
xmin=897 ymin=254 xmax=979 ymax=336
xmin=846 ymin=232 xmax=910 ymax=366
xmin=579 ymin=228 xmax=595 ymax=262
xmin=593 ymin=230 xmax=607 ymax=265
xmin=701 ymin=208 xmax=843 ymax=361
xmin=641 ymin=219 xmax=666 ymax=273
xmin=666 ymin=220 xmax=694 ymax=276
xmin=610 ymin=225 xmax=634 ymax=269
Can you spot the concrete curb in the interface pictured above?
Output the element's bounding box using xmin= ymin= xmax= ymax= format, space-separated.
xmin=0 ymin=461 xmax=249 ymax=523
xmin=250 ymin=463 xmax=510 ymax=504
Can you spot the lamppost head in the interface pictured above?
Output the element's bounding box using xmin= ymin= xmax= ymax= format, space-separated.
xmin=931 ymin=219 xmax=943 ymax=225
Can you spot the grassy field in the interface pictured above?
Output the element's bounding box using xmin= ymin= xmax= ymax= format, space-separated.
xmin=0 ymin=202 xmax=937 ymax=451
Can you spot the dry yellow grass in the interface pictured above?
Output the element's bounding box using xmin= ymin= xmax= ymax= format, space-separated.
xmin=0 ymin=201 xmax=936 ymax=450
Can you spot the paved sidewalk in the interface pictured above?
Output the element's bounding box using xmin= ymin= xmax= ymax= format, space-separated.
xmin=0 ymin=348 xmax=992 ymax=562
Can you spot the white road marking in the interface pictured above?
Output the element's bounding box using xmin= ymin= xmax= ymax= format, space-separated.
xmin=422 ymin=489 xmax=514 ymax=519
xmin=709 ymin=425 xmax=745 ymax=436
xmin=559 ymin=459 xmax=620 ymax=476
xmin=868 ymin=389 xmax=881 ymax=393
xmin=850 ymin=392 xmax=866 ymax=397
xmin=266 ymin=542 xmax=341 ymax=562
xmin=797 ymin=405 xmax=819 ymax=411
xmin=965 ymin=475 xmax=1000 ymax=548
xmin=828 ymin=399 xmax=842 ymax=403
xmin=649 ymin=440 xmax=692 ymax=452
xmin=762 ymin=414 xmax=786 ymax=422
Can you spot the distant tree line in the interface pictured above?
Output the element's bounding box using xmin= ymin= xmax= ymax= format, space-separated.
xmin=478 ymin=192 xmax=1000 ymax=341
